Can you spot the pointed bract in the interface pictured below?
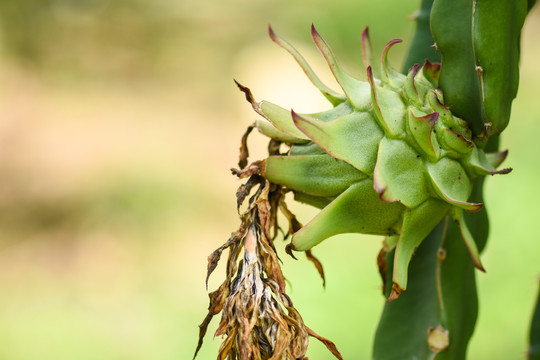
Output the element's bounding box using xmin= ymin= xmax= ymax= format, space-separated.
xmin=427 ymin=159 xmax=483 ymax=212
xmin=367 ymin=66 xmax=406 ymax=137
xmin=403 ymin=64 xmax=422 ymax=106
xmin=361 ymin=27 xmax=377 ymax=74
xmin=256 ymin=118 xmax=307 ymax=144
xmin=468 ymin=147 xmax=512 ymax=176
xmin=486 ymin=149 xmax=509 ymax=168
xmin=407 ymin=110 xmax=440 ymax=159
xmin=373 ymin=138 xmax=429 ymax=208
xmin=268 ymin=25 xmax=346 ymax=106
xmin=263 ymin=154 xmax=367 ymax=198
xmin=292 ymin=110 xmax=383 ymax=174
xmin=291 ymin=180 xmax=404 ymax=251
xmin=380 ymin=39 xmax=406 ymax=88
xmin=421 ymin=60 xmax=441 ymax=86
xmin=311 ymin=25 xmax=372 ymax=110
xmin=392 ymin=199 xmax=450 ymax=293
xmin=439 ymin=127 xmax=474 ymax=155
xmin=260 ymin=101 xmax=310 ymax=140
xmin=453 ymin=208 xmax=485 ymax=271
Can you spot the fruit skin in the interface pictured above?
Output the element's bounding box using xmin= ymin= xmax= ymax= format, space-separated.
xmin=238 ymin=25 xmax=510 ymax=299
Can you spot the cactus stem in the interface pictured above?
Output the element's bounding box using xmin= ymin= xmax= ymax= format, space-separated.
xmin=436 ymin=218 xmax=450 ymax=312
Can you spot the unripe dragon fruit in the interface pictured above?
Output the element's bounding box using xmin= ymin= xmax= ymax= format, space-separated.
xmin=237 ymin=25 xmax=511 ymax=300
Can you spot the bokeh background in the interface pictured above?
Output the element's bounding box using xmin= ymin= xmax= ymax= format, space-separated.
xmin=0 ymin=0 xmax=538 ymax=359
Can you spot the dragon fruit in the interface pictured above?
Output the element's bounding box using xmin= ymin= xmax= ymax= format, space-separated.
xmin=237 ymin=25 xmax=511 ymax=300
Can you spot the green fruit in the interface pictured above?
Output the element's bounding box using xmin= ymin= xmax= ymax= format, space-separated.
xmin=238 ymin=25 xmax=510 ymax=299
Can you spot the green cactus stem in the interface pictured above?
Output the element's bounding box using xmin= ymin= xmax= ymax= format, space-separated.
xmin=402 ymin=0 xmax=441 ymax=72
xmin=530 ymin=281 xmax=540 ymax=360
xmin=375 ymin=0 xmax=535 ymax=357
xmin=431 ymin=0 xmax=530 ymax=136
xmin=430 ymin=0 xmax=484 ymax=137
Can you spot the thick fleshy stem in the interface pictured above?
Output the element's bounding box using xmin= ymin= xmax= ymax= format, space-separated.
xmin=529 ymin=280 xmax=540 ymax=359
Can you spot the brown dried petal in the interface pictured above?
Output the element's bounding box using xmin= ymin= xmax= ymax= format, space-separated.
xmin=194 ymin=281 xmax=229 ymax=359
xmin=305 ymin=250 xmax=326 ymax=288
xmin=206 ymin=231 xmax=243 ymax=289
xmin=376 ymin=247 xmax=388 ymax=296
xmin=231 ymin=160 xmax=264 ymax=179
xmin=236 ymin=175 xmax=263 ymax=211
xmin=239 ymin=123 xmax=255 ymax=169
xmin=279 ymin=199 xmax=303 ymax=236
xmin=307 ymin=327 xmax=343 ymax=360
xmin=285 ymin=243 xmax=298 ymax=260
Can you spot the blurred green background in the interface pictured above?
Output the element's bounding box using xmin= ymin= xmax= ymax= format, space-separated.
xmin=0 ymin=0 xmax=538 ymax=359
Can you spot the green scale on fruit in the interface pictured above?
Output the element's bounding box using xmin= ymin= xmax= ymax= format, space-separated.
xmin=237 ymin=25 xmax=511 ymax=300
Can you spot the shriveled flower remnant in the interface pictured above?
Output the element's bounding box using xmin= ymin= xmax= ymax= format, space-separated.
xmin=194 ymin=154 xmax=342 ymax=359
